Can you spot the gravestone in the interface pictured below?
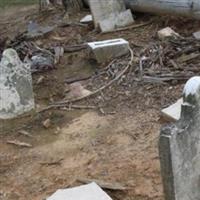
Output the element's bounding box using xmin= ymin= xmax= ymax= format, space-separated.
xmin=159 ymin=76 xmax=200 ymax=200
xmin=0 ymin=49 xmax=34 ymax=119
xmin=89 ymin=0 xmax=134 ymax=32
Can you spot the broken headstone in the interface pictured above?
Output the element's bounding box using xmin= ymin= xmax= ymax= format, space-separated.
xmin=159 ymin=76 xmax=200 ymax=200
xmin=88 ymin=38 xmax=129 ymax=63
xmin=47 ymin=182 xmax=113 ymax=200
xmin=0 ymin=49 xmax=34 ymax=119
xmin=89 ymin=0 xmax=134 ymax=32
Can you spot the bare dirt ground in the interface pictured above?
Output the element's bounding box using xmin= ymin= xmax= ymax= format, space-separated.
xmin=0 ymin=5 xmax=199 ymax=200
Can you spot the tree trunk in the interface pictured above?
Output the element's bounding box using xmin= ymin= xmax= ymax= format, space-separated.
xmin=84 ymin=0 xmax=200 ymax=19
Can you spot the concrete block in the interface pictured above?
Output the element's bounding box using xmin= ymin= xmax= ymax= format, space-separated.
xmin=99 ymin=9 xmax=134 ymax=33
xmin=0 ymin=49 xmax=34 ymax=119
xmin=88 ymin=38 xmax=129 ymax=63
xmin=161 ymin=98 xmax=183 ymax=121
xmin=158 ymin=27 xmax=180 ymax=40
xmin=47 ymin=182 xmax=113 ymax=200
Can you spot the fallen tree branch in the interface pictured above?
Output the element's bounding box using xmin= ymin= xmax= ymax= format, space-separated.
xmin=38 ymin=47 xmax=134 ymax=113
xmin=101 ymin=21 xmax=153 ymax=34
xmin=78 ymin=178 xmax=127 ymax=191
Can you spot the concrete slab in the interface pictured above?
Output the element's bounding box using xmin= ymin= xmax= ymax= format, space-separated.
xmin=88 ymin=38 xmax=129 ymax=63
xmin=47 ymin=182 xmax=113 ymax=200
xmin=161 ymin=98 xmax=183 ymax=121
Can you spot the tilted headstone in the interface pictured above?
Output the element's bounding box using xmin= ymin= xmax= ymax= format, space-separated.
xmin=159 ymin=76 xmax=200 ymax=200
xmin=89 ymin=0 xmax=134 ymax=32
xmin=0 ymin=49 xmax=34 ymax=119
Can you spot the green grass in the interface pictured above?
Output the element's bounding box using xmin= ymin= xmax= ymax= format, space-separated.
xmin=0 ymin=0 xmax=37 ymax=7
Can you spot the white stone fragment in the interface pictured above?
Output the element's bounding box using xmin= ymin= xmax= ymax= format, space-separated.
xmin=161 ymin=98 xmax=183 ymax=121
xmin=158 ymin=27 xmax=180 ymax=40
xmin=0 ymin=49 xmax=34 ymax=119
xmin=80 ymin=15 xmax=93 ymax=23
xmin=183 ymin=76 xmax=200 ymax=97
xmin=193 ymin=31 xmax=200 ymax=40
xmin=88 ymin=38 xmax=129 ymax=63
xmin=47 ymin=182 xmax=113 ymax=200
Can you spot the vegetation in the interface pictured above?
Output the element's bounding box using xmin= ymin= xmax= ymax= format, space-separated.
xmin=0 ymin=0 xmax=37 ymax=7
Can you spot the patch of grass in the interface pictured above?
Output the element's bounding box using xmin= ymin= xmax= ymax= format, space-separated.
xmin=0 ymin=0 xmax=37 ymax=7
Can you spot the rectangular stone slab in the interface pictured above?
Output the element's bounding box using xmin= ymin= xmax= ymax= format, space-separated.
xmin=88 ymin=38 xmax=129 ymax=63
xmin=161 ymin=98 xmax=183 ymax=121
xmin=47 ymin=182 xmax=113 ymax=200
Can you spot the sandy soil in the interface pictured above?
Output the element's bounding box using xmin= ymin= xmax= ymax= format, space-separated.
xmin=0 ymin=5 xmax=198 ymax=200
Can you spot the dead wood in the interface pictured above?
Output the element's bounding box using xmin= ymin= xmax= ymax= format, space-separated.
xmin=78 ymin=178 xmax=127 ymax=191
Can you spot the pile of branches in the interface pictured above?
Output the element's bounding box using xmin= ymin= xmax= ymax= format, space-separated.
xmin=136 ymin=37 xmax=200 ymax=84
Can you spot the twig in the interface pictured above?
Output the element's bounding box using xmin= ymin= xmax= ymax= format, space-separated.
xmin=78 ymin=178 xmax=128 ymax=191
xmin=38 ymin=47 xmax=134 ymax=113
xmin=53 ymin=47 xmax=134 ymax=106
xmin=101 ymin=21 xmax=153 ymax=34
xmin=7 ymin=140 xmax=32 ymax=148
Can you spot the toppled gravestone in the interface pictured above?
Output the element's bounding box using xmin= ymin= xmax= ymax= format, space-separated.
xmin=159 ymin=76 xmax=200 ymax=200
xmin=88 ymin=38 xmax=129 ymax=63
xmin=0 ymin=49 xmax=34 ymax=119
xmin=89 ymin=0 xmax=134 ymax=32
xmin=47 ymin=182 xmax=113 ymax=200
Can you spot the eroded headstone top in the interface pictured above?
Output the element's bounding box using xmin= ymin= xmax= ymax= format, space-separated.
xmin=0 ymin=49 xmax=34 ymax=119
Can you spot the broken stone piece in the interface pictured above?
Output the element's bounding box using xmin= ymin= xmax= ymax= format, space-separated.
xmin=89 ymin=0 xmax=134 ymax=32
xmin=43 ymin=119 xmax=51 ymax=129
xmin=47 ymin=182 xmax=113 ymax=200
xmin=65 ymin=82 xmax=91 ymax=100
xmin=88 ymin=38 xmax=129 ymax=63
xmin=158 ymin=27 xmax=180 ymax=40
xmin=80 ymin=14 xmax=93 ymax=23
xmin=193 ymin=31 xmax=200 ymax=40
xmin=161 ymin=98 xmax=183 ymax=121
xmin=0 ymin=49 xmax=34 ymax=119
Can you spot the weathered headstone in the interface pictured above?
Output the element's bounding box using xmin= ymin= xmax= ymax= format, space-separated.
xmin=159 ymin=76 xmax=200 ymax=200
xmin=0 ymin=49 xmax=34 ymax=119
xmin=89 ymin=0 xmax=134 ymax=32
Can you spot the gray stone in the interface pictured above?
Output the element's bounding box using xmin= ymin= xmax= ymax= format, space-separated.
xmin=47 ymin=182 xmax=113 ymax=200
xmin=158 ymin=27 xmax=180 ymax=40
xmin=89 ymin=0 xmax=134 ymax=32
xmin=159 ymin=76 xmax=200 ymax=200
xmin=161 ymin=98 xmax=183 ymax=121
xmin=0 ymin=49 xmax=34 ymax=119
xmin=99 ymin=9 xmax=134 ymax=33
xmin=88 ymin=38 xmax=129 ymax=63
xmin=193 ymin=31 xmax=200 ymax=40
